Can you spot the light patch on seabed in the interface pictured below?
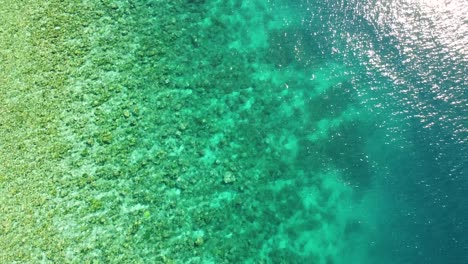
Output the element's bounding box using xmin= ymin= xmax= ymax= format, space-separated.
xmin=258 ymin=169 xmax=359 ymax=262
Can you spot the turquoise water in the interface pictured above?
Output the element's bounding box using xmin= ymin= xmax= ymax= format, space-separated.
xmin=167 ymin=0 xmax=467 ymax=262
xmin=181 ymin=0 xmax=467 ymax=262
xmin=1 ymin=0 xmax=466 ymax=263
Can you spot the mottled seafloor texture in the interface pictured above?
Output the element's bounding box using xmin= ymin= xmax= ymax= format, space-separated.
xmin=0 ymin=0 xmax=466 ymax=263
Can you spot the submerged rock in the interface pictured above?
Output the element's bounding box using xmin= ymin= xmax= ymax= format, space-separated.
xmin=223 ymin=171 xmax=236 ymax=184
xmin=194 ymin=236 xmax=204 ymax=247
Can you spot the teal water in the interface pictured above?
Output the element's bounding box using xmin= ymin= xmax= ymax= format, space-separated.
xmin=171 ymin=0 xmax=466 ymax=262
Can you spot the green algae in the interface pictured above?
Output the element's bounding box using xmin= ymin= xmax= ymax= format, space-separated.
xmin=0 ymin=0 xmax=97 ymax=261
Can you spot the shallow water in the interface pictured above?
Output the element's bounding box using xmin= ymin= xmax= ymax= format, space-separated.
xmin=1 ymin=0 xmax=466 ymax=263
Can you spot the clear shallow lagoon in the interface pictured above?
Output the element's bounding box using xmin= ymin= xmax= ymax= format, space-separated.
xmin=0 ymin=0 xmax=466 ymax=263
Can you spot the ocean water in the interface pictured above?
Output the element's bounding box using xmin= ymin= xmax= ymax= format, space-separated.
xmin=0 ymin=0 xmax=466 ymax=263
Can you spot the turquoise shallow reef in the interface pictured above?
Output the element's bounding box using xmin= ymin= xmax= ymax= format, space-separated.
xmin=0 ymin=0 xmax=466 ymax=263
